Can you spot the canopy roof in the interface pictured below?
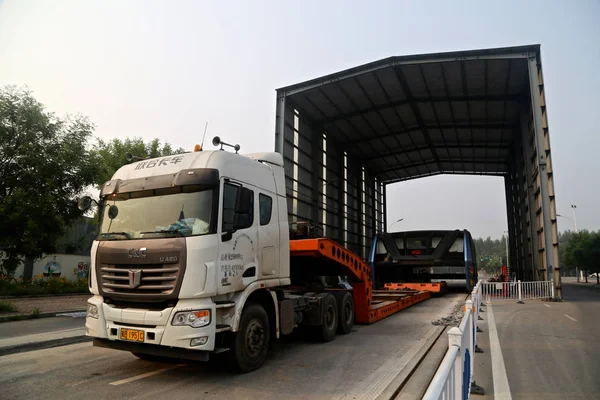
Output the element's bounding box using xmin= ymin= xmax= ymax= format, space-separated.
xmin=277 ymin=45 xmax=539 ymax=183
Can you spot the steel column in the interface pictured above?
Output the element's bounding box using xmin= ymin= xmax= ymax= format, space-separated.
xmin=274 ymin=93 xmax=285 ymax=154
xmin=528 ymin=56 xmax=554 ymax=282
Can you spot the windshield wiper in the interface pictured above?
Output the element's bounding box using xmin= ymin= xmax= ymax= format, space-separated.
xmin=99 ymin=232 xmax=131 ymax=239
xmin=140 ymin=229 xmax=184 ymax=237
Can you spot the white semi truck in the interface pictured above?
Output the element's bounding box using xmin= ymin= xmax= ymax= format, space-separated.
xmin=81 ymin=138 xmax=429 ymax=372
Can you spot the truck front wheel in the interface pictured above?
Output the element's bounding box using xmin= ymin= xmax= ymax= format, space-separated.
xmin=229 ymin=302 xmax=270 ymax=372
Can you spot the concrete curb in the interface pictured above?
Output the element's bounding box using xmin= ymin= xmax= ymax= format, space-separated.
xmin=0 ymin=335 xmax=91 ymax=357
xmin=0 ymin=309 xmax=87 ymax=323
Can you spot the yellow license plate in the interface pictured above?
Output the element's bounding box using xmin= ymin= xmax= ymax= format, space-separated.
xmin=119 ymin=328 xmax=145 ymax=342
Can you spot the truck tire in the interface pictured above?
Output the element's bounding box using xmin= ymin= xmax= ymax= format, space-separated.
xmin=335 ymin=292 xmax=354 ymax=335
xmin=317 ymin=294 xmax=338 ymax=342
xmin=229 ymin=302 xmax=270 ymax=373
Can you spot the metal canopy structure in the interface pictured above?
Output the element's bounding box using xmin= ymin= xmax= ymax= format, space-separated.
xmin=275 ymin=45 xmax=560 ymax=288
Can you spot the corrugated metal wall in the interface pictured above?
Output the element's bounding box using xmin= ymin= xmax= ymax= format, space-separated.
xmin=275 ymin=102 xmax=384 ymax=258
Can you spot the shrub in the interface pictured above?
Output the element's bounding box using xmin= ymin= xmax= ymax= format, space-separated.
xmin=0 ymin=300 xmax=17 ymax=312
xmin=0 ymin=275 xmax=89 ymax=296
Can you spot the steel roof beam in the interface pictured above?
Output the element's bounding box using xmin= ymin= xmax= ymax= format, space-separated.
xmin=391 ymin=66 xmax=443 ymax=170
xmin=351 ymin=77 xmax=431 ymax=178
xmin=361 ymin=144 xmax=511 ymax=161
xmin=315 ymin=94 xmax=521 ymax=124
xmin=382 ymin=170 xmax=506 ymax=184
xmin=277 ymin=45 xmax=535 ymax=97
xmin=349 ymin=123 xmax=513 ymax=144
xmin=371 ymin=72 xmax=431 ymax=176
xmin=378 ymin=158 xmax=509 ymax=174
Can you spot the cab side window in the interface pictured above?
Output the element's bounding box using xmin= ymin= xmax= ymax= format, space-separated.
xmin=222 ymin=182 xmax=254 ymax=232
xmin=259 ymin=194 xmax=273 ymax=226
xmin=222 ymin=183 xmax=238 ymax=232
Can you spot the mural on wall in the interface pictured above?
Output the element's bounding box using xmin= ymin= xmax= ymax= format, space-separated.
xmin=76 ymin=262 xmax=89 ymax=279
xmin=43 ymin=256 xmax=62 ymax=277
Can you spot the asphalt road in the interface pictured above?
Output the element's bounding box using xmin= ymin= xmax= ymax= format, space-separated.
xmin=0 ymin=292 xmax=465 ymax=400
xmin=475 ymin=282 xmax=600 ymax=400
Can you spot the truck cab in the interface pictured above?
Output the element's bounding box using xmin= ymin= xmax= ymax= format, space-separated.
xmin=85 ymin=149 xmax=292 ymax=371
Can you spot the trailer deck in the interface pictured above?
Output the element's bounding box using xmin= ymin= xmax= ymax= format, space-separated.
xmin=289 ymin=238 xmax=432 ymax=324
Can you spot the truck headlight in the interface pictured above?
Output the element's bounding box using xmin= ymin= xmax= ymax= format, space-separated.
xmin=87 ymin=303 xmax=99 ymax=319
xmin=171 ymin=309 xmax=211 ymax=328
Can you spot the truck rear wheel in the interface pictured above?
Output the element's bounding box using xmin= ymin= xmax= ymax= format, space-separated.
xmin=317 ymin=294 xmax=338 ymax=342
xmin=229 ymin=302 xmax=270 ymax=373
xmin=335 ymin=292 xmax=354 ymax=335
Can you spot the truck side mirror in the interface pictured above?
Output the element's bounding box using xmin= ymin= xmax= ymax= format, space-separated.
xmin=78 ymin=196 xmax=93 ymax=212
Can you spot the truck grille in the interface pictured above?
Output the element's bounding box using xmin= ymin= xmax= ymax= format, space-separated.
xmin=100 ymin=264 xmax=179 ymax=294
xmin=95 ymin=238 xmax=187 ymax=302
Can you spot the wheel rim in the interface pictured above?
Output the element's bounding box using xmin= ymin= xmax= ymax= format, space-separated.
xmin=343 ymin=301 xmax=353 ymax=325
xmin=326 ymin=305 xmax=335 ymax=329
xmin=245 ymin=318 xmax=265 ymax=357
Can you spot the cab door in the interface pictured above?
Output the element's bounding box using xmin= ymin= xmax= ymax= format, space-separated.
xmin=217 ymin=180 xmax=258 ymax=294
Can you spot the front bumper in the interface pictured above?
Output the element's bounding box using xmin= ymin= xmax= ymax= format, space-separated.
xmin=86 ymin=295 xmax=217 ymax=353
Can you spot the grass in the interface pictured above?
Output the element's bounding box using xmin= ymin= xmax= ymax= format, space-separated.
xmin=0 ymin=276 xmax=89 ymax=297
xmin=0 ymin=300 xmax=17 ymax=313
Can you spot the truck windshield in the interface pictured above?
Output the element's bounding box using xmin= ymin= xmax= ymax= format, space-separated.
xmin=99 ymin=187 xmax=215 ymax=239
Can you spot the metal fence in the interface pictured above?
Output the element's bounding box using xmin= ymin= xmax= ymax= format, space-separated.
xmin=423 ymin=279 xmax=555 ymax=399
xmin=480 ymin=280 xmax=554 ymax=303
xmin=423 ymin=281 xmax=483 ymax=400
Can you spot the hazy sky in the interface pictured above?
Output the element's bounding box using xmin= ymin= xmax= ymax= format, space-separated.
xmin=1 ymin=0 xmax=598 ymax=239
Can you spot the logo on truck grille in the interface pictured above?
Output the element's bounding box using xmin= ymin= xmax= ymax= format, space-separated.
xmin=128 ymin=247 xmax=147 ymax=258
xmin=128 ymin=270 xmax=142 ymax=288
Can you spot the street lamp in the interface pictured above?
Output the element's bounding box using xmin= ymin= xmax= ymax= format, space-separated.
xmin=571 ymin=205 xmax=578 ymax=232
xmin=504 ymin=230 xmax=510 ymax=277
xmin=388 ymin=218 xmax=404 ymax=232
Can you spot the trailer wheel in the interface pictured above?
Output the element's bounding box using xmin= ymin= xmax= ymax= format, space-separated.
xmin=336 ymin=292 xmax=354 ymax=334
xmin=229 ymin=302 xmax=270 ymax=373
xmin=318 ymin=294 xmax=338 ymax=342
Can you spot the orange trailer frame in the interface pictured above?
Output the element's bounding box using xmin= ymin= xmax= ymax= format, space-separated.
xmin=289 ymin=238 xmax=431 ymax=324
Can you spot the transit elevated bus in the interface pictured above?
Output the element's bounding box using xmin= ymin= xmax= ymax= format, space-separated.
xmin=369 ymin=230 xmax=478 ymax=291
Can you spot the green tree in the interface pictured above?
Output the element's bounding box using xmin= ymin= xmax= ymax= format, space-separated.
xmin=91 ymin=137 xmax=185 ymax=188
xmin=563 ymin=230 xmax=600 ymax=284
xmin=0 ymin=86 xmax=99 ymax=276
xmin=558 ymin=230 xmax=576 ymax=269
xmin=474 ymin=236 xmax=507 ymax=274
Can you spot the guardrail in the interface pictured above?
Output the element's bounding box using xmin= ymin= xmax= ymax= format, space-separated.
xmin=423 ymin=281 xmax=484 ymax=400
xmin=480 ymin=280 xmax=554 ymax=303
xmin=423 ymin=279 xmax=554 ymax=399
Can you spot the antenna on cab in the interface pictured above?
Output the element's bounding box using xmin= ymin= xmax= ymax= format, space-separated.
xmin=200 ymin=122 xmax=209 ymax=150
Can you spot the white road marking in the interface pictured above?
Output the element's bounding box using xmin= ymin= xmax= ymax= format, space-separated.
xmin=564 ymin=314 xmax=578 ymax=322
xmin=488 ymin=302 xmax=512 ymax=400
xmin=109 ymin=364 xmax=186 ymax=386
xmin=544 ymin=304 xmax=551 ymax=308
